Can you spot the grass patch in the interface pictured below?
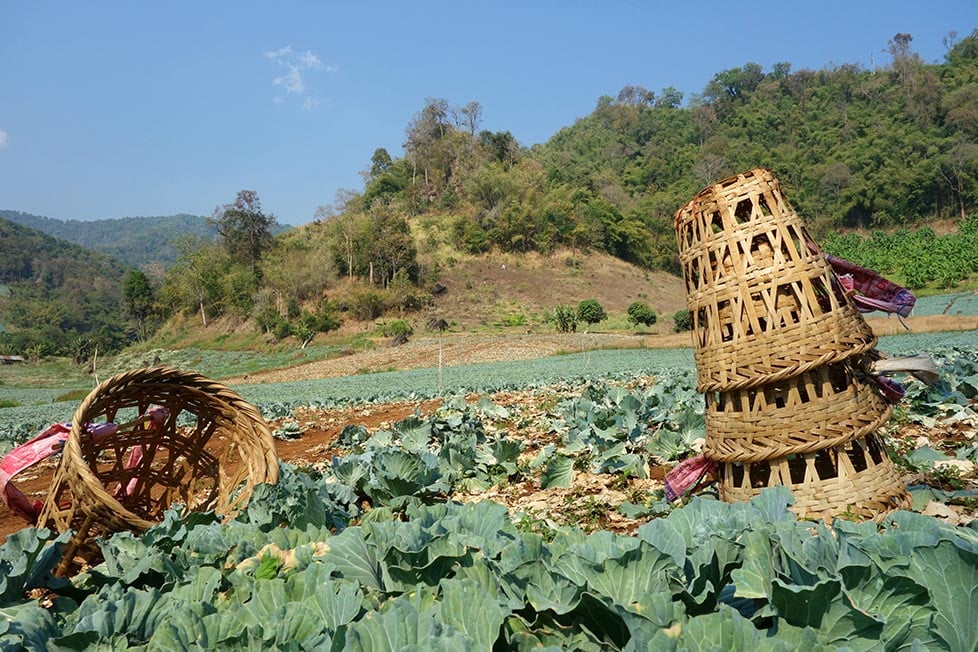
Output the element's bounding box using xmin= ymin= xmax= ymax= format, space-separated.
xmin=357 ymin=366 xmax=399 ymax=375
xmin=54 ymin=389 xmax=90 ymax=403
xmin=0 ymin=358 xmax=90 ymax=389
xmin=0 ymin=399 xmax=21 ymax=409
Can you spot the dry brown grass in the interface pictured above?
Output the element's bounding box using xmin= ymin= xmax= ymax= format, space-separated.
xmin=865 ymin=314 xmax=978 ymax=337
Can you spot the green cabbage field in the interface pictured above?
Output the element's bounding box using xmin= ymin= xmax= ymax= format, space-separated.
xmin=1 ymin=329 xmax=977 ymax=650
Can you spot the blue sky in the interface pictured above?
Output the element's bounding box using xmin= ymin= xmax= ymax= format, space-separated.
xmin=1 ymin=2 xmax=974 ymax=226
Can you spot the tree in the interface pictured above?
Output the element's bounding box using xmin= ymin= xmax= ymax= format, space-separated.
xmin=577 ymin=299 xmax=607 ymax=327
xmin=937 ymin=138 xmax=978 ymax=220
xmin=626 ymin=301 xmax=657 ymax=328
xmin=703 ymin=63 xmax=765 ymax=116
xmin=655 ymin=86 xmax=683 ymax=109
xmin=163 ymin=235 xmax=227 ymax=327
xmin=479 ymin=130 xmax=521 ymax=166
xmin=365 ymin=208 xmax=418 ymax=286
xmin=320 ymin=190 xmax=363 ymax=280
xmin=404 ymin=97 xmax=451 ymax=186
xmin=210 ymin=190 xmax=278 ymax=275
xmin=370 ymin=148 xmax=393 ymax=177
xmin=458 ymin=101 xmax=483 ymax=135
xmin=123 ymin=269 xmax=155 ymax=340
xmin=672 ymin=309 xmax=693 ymax=333
xmin=262 ymin=235 xmax=335 ymax=316
xmin=616 ymin=85 xmax=656 ymax=107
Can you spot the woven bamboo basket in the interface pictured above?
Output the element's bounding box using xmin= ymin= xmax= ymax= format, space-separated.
xmin=717 ymin=432 xmax=910 ymax=522
xmin=704 ymin=358 xmax=892 ymax=462
xmin=675 ymin=168 xmax=877 ymax=392
xmin=38 ymin=366 xmax=279 ymax=574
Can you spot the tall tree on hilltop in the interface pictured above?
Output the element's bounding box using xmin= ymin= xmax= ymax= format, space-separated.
xmin=122 ymin=269 xmax=155 ymax=340
xmin=702 ymin=63 xmax=764 ymax=118
xmin=405 ymin=98 xmax=451 ymax=187
xmin=210 ymin=190 xmax=277 ymax=276
xmin=369 ymin=148 xmax=393 ymax=177
xmin=479 ymin=130 xmax=521 ymax=166
xmin=457 ymin=101 xmax=483 ymax=136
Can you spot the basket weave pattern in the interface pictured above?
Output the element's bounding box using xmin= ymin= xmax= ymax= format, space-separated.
xmin=38 ymin=366 xmax=279 ymax=572
xmin=675 ymin=168 xmax=909 ymax=521
xmin=676 ymin=169 xmax=877 ymax=392
xmin=704 ymin=360 xmax=892 ymax=462
xmin=718 ymin=434 xmax=911 ymax=521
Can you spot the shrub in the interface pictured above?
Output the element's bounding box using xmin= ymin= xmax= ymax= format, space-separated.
xmin=293 ymin=302 xmax=341 ymax=347
xmin=672 ymin=309 xmax=693 ymax=332
xmin=626 ymin=302 xmax=657 ymax=328
xmin=347 ymin=287 xmax=388 ymax=321
xmin=255 ymin=305 xmax=284 ymax=335
xmin=382 ymin=319 xmax=414 ymax=338
xmin=501 ymin=313 xmax=527 ymax=327
xmin=272 ymin=319 xmax=292 ymax=341
xmin=389 ymin=269 xmax=433 ymax=312
xmin=450 ymin=216 xmax=490 ymax=254
xmin=550 ymin=305 xmax=578 ymax=333
xmin=577 ymin=299 xmax=607 ymax=326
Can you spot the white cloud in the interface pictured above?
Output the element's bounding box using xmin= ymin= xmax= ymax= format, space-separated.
xmin=0 ymin=129 xmax=7 ymax=148
xmin=264 ymin=45 xmax=293 ymax=64
xmin=273 ymin=65 xmax=304 ymax=95
xmin=265 ymin=45 xmax=334 ymax=107
xmin=299 ymin=50 xmax=322 ymax=69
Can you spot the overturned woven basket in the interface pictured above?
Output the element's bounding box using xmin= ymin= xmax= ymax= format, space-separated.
xmin=37 ymin=366 xmax=279 ymax=573
xmin=675 ymin=168 xmax=877 ymax=392
xmin=704 ymin=357 xmax=892 ymax=462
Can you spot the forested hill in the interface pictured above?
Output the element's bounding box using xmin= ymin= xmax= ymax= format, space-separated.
xmin=355 ymin=30 xmax=978 ymax=273
xmin=0 ymin=218 xmax=130 ymax=358
xmin=0 ymin=210 xmax=214 ymax=270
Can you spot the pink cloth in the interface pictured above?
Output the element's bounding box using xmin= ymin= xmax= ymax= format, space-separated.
xmin=0 ymin=423 xmax=71 ymax=523
xmin=0 ymin=406 xmax=168 ymax=524
xmin=825 ymin=254 xmax=916 ymax=318
xmin=665 ymin=454 xmax=717 ymax=502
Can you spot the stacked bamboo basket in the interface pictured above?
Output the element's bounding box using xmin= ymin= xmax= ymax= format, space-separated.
xmin=674 ymin=168 xmax=910 ymax=521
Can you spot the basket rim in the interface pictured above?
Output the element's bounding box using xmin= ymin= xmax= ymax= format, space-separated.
xmin=57 ymin=365 xmax=278 ymax=531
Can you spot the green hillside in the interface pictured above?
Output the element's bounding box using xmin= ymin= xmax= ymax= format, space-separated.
xmin=0 ymin=210 xmax=215 ymax=269
xmin=338 ymin=31 xmax=978 ymax=278
xmin=0 ymin=218 xmax=132 ymax=359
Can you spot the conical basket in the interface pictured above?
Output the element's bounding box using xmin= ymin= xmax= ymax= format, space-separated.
xmin=675 ymin=168 xmax=877 ymax=393
xmin=38 ymin=366 xmax=279 ymax=574
xmin=716 ymin=433 xmax=911 ymax=522
xmin=704 ymin=357 xmax=892 ymax=462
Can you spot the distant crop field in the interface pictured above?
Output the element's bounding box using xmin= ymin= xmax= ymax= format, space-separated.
xmin=3 ymin=329 xmax=976 ymax=449
xmin=912 ymin=292 xmax=978 ymax=317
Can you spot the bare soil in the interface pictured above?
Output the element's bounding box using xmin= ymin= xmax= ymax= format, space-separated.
xmin=420 ymin=250 xmax=688 ymax=330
